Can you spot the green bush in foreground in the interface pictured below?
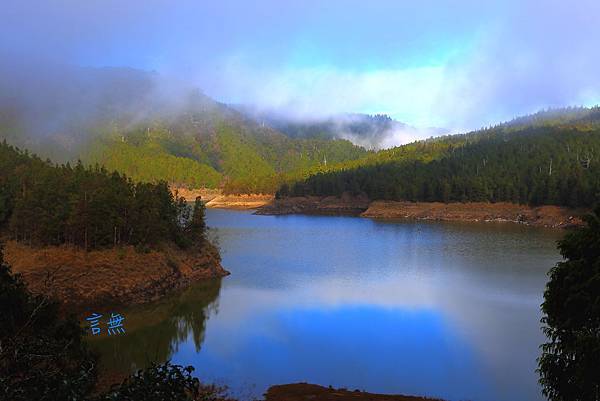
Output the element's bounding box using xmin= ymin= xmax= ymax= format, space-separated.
xmin=539 ymin=206 xmax=600 ymax=401
xmin=96 ymin=362 xmax=231 ymax=401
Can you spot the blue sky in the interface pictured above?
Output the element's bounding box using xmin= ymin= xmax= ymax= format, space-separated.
xmin=2 ymin=0 xmax=600 ymax=131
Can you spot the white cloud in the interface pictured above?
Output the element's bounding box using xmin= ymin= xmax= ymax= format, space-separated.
xmin=209 ymin=62 xmax=447 ymax=127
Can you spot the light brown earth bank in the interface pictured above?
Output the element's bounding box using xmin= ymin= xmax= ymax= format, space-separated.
xmin=3 ymin=240 xmax=229 ymax=311
xmin=255 ymin=193 xmax=371 ymax=216
xmin=363 ymin=200 xmax=584 ymax=228
xmin=256 ymin=195 xmax=586 ymax=228
xmin=205 ymin=193 xmax=274 ymax=209
xmin=171 ymin=187 xmax=273 ymax=209
xmin=265 ymin=383 xmax=444 ymax=401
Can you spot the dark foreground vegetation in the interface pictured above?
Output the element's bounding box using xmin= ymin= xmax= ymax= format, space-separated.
xmin=283 ymin=107 xmax=600 ymax=208
xmin=0 ymin=246 xmax=232 ymax=401
xmin=539 ymin=206 xmax=600 ymax=400
xmin=0 ymin=140 xmax=206 ymax=250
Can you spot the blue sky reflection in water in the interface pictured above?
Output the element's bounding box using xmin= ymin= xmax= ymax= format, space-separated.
xmin=96 ymin=209 xmax=563 ymax=401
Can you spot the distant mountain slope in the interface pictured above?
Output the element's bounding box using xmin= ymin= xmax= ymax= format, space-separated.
xmin=233 ymin=107 xmax=449 ymax=149
xmin=283 ymin=107 xmax=600 ymax=208
xmin=0 ymin=65 xmax=367 ymax=193
xmin=84 ymin=95 xmax=368 ymax=193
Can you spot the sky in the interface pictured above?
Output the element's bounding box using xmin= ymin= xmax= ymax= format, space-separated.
xmin=1 ymin=0 xmax=600 ymax=131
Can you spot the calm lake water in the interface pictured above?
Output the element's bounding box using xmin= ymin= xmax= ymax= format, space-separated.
xmin=91 ymin=209 xmax=564 ymax=401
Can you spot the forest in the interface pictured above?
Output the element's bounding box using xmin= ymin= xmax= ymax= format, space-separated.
xmin=87 ymin=119 xmax=367 ymax=194
xmin=0 ymin=66 xmax=369 ymax=195
xmin=0 ymin=140 xmax=205 ymax=250
xmin=282 ymin=107 xmax=600 ymax=208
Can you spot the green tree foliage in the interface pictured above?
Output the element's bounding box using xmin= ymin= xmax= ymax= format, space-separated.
xmin=86 ymin=115 xmax=367 ymax=194
xmin=0 ymin=140 xmax=204 ymax=250
xmin=538 ymin=207 xmax=600 ymax=401
xmin=184 ymin=197 xmax=207 ymax=247
xmin=285 ymin=108 xmax=600 ymax=208
xmin=90 ymin=138 xmax=222 ymax=189
xmin=97 ymin=362 xmax=230 ymax=401
xmin=0 ymin=250 xmax=232 ymax=401
xmin=3 ymin=82 xmax=368 ymax=194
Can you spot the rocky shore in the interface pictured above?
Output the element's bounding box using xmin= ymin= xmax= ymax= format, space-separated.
xmin=4 ymin=240 xmax=229 ymax=311
xmin=265 ymin=383 xmax=443 ymax=401
xmin=205 ymin=193 xmax=274 ymax=209
xmin=362 ymin=200 xmax=584 ymax=228
xmin=255 ymin=193 xmax=370 ymax=216
xmin=255 ymin=196 xmax=586 ymax=228
xmin=171 ymin=187 xmax=273 ymax=209
xmin=172 ymin=187 xmax=222 ymax=202
xmin=171 ymin=187 xmax=585 ymax=228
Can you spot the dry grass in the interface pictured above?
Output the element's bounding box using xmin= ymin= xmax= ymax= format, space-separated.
xmin=4 ymin=241 xmax=228 ymax=312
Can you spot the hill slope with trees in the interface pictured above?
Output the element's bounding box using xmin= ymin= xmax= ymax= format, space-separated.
xmin=85 ymin=103 xmax=368 ymax=194
xmin=0 ymin=140 xmax=200 ymax=250
xmin=0 ymin=140 xmax=228 ymax=309
xmin=0 ymin=65 xmax=368 ymax=194
xmin=282 ymin=107 xmax=600 ymax=208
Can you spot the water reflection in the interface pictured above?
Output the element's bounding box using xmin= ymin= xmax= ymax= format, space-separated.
xmin=89 ymin=278 xmax=222 ymax=374
xmin=92 ymin=209 xmax=563 ymax=401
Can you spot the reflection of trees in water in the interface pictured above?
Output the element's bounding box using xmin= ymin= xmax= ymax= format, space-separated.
xmin=89 ymin=278 xmax=223 ymax=374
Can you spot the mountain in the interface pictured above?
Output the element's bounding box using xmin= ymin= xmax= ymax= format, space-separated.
xmin=233 ymin=107 xmax=449 ymax=149
xmin=0 ymin=65 xmax=368 ymax=193
xmin=282 ymin=107 xmax=600 ymax=208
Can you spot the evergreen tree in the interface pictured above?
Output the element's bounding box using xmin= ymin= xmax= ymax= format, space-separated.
xmin=184 ymin=197 xmax=207 ymax=247
xmin=0 ymin=141 xmax=208 ymax=251
xmin=538 ymin=207 xmax=600 ymax=400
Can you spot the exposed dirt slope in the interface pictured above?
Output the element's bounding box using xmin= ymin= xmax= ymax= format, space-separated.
xmin=4 ymin=241 xmax=228 ymax=311
xmin=206 ymin=194 xmax=274 ymax=209
xmin=171 ymin=187 xmax=273 ymax=209
xmin=255 ymin=194 xmax=370 ymax=216
xmin=362 ymin=201 xmax=584 ymax=228
xmin=255 ymin=195 xmax=586 ymax=228
xmin=265 ymin=383 xmax=444 ymax=401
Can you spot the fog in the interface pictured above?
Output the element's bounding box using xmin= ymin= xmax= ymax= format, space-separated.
xmin=1 ymin=0 xmax=599 ymax=148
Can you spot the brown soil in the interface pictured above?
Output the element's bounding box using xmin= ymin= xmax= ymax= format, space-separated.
xmin=206 ymin=194 xmax=274 ymax=210
xmin=171 ymin=187 xmax=222 ymax=202
xmin=362 ymin=201 xmax=585 ymax=228
xmin=256 ymin=195 xmax=586 ymax=228
xmin=3 ymin=240 xmax=229 ymax=312
xmin=255 ymin=193 xmax=370 ymax=216
xmin=265 ymin=383 xmax=444 ymax=401
xmin=171 ymin=187 xmax=273 ymax=209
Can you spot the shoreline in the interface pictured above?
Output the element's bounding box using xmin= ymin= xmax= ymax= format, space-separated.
xmin=362 ymin=200 xmax=585 ymax=228
xmin=4 ymin=240 xmax=229 ymax=312
xmin=265 ymin=383 xmax=444 ymax=401
xmin=255 ymin=195 xmax=586 ymax=228
xmin=171 ymin=187 xmax=273 ymax=209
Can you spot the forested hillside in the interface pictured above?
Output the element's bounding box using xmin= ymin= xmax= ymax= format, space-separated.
xmin=0 ymin=65 xmax=368 ymax=194
xmin=235 ymin=108 xmax=448 ymax=149
xmin=282 ymin=107 xmax=600 ymax=208
xmin=86 ymin=104 xmax=368 ymax=194
xmin=0 ymin=140 xmax=203 ymax=250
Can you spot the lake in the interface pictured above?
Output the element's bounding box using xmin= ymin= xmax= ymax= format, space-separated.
xmin=91 ymin=209 xmax=563 ymax=401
